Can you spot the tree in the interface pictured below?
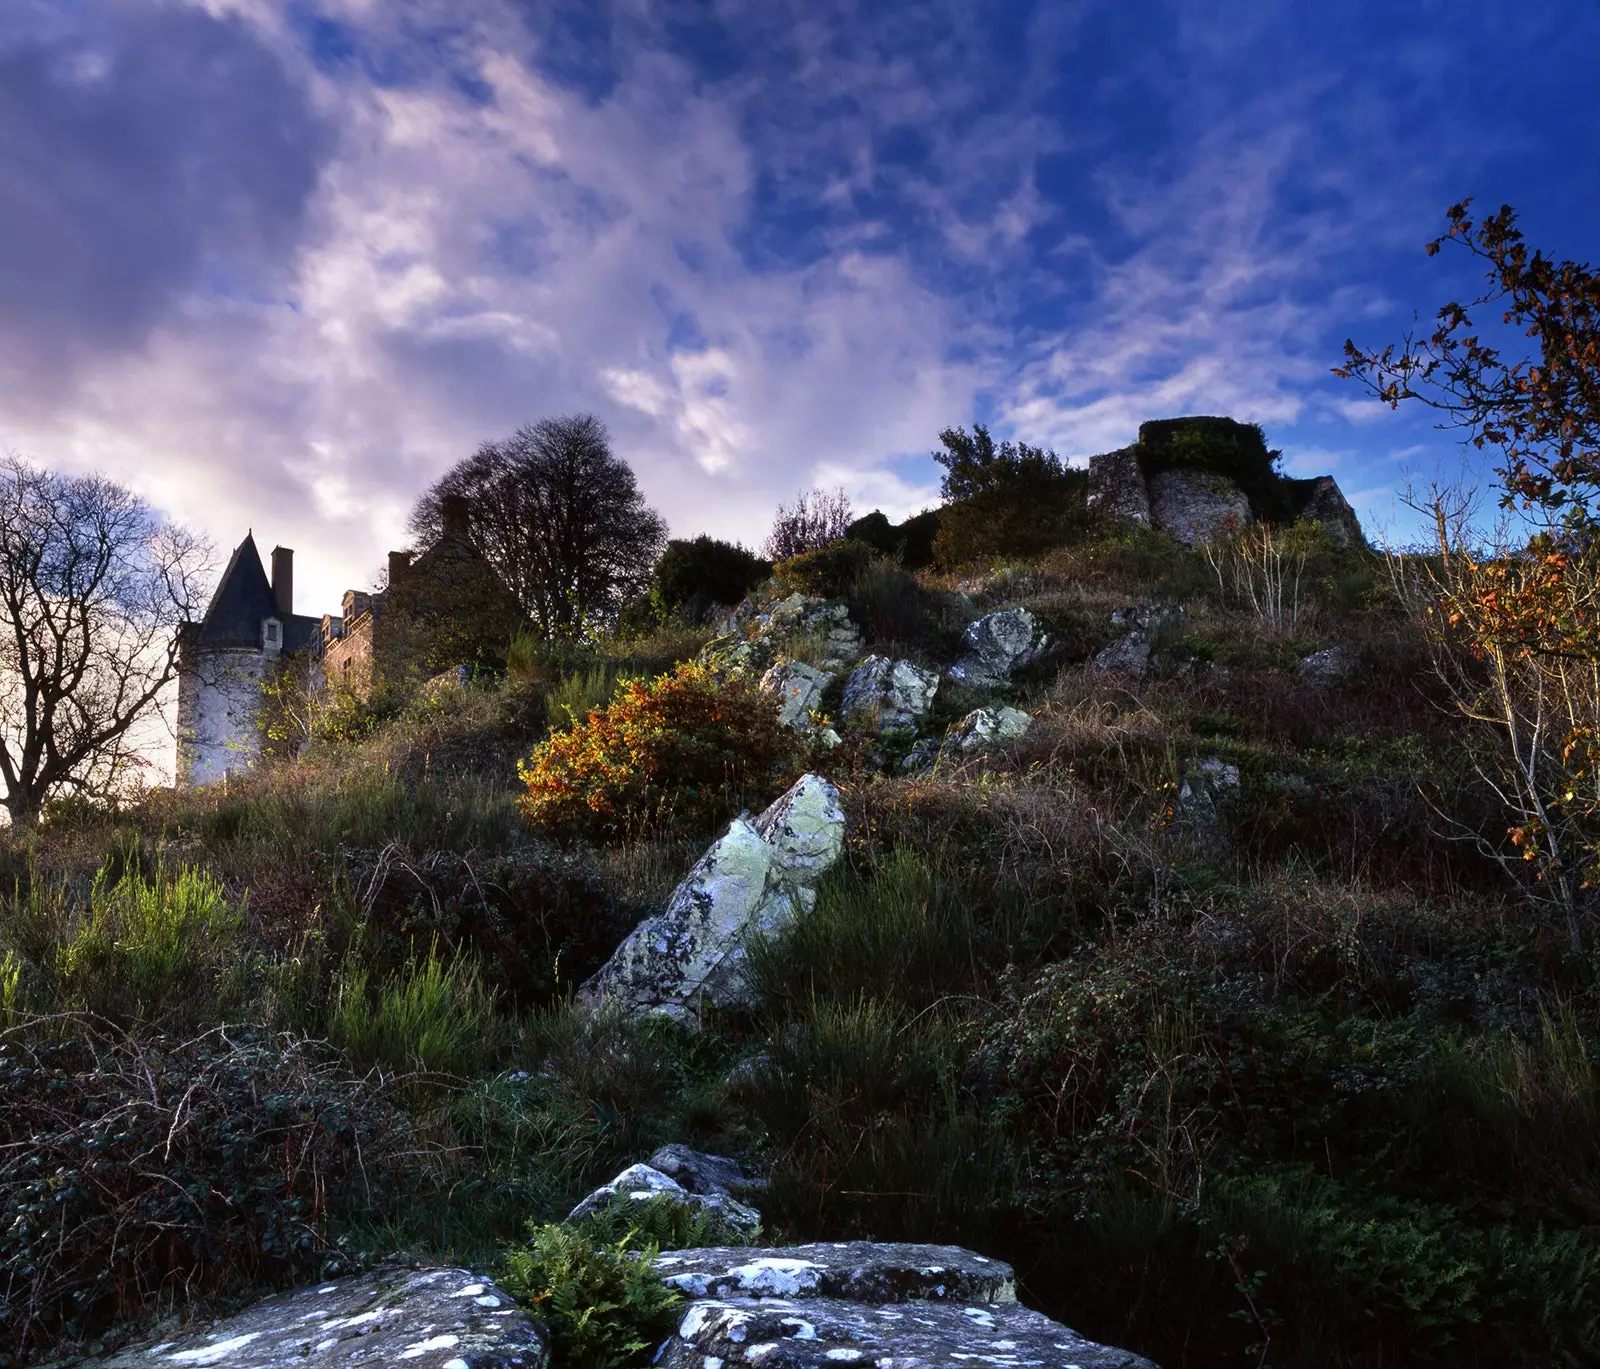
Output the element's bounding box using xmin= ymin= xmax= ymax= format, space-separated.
xmin=928 ymin=425 xmax=1084 ymax=567
xmin=410 ymin=415 xmax=667 ymax=640
xmin=762 ymin=487 xmax=854 ymax=561
xmin=0 ymin=455 xmax=208 ymax=825
xmin=932 ymin=424 xmax=1064 ymax=501
xmin=649 ymin=536 xmax=770 ymax=623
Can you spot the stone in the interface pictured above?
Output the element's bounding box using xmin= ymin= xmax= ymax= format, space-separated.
xmin=946 ymin=705 xmax=1032 ymax=754
xmin=652 ymin=1242 xmax=1017 ymax=1306
xmin=839 ymin=656 xmax=940 ymax=737
xmin=760 ymin=659 xmax=834 ymax=731
xmin=1147 ymin=468 xmax=1252 ymax=546
xmin=945 ymin=608 xmax=1047 ymax=689
xmin=1087 ymin=446 xmax=1152 ymax=526
xmin=710 ymin=595 xmax=864 ymax=678
xmin=1176 ymin=756 xmax=1240 ymax=837
xmin=648 ymin=1144 xmax=767 ymax=1200
xmin=899 ymin=736 xmax=946 ymax=775
xmin=1298 ymin=646 xmax=1355 ymax=687
xmin=1092 ymin=631 xmax=1151 ymax=677
xmin=567 ymin=1163 xmax=762 ymax=1241
xmin=98 ymin=1265 xmax=547 ymax=1369
xmin=577 ymin=775 xmax=845 ymax=1022
xmin=1298 ymin=475 xmax=1364 ymax=550
xmin=659 ymin=1295 xmax=1156 ymax=1369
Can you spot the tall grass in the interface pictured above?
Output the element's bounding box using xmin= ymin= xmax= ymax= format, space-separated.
xmin=329 ymin=944 xmax=502 ymax=1078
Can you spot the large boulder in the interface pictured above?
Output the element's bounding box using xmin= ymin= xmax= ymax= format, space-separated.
xmin=945 ymin=608 xmax=1047 ymax=689
xmin=1299 ymin=475 xmax=1364 ymax=550
xmin=648 ymin=1144 xmax=768 ymax=1200
xmin=1087 ymin=446 xmax=1152 ymax=526
xmin=1147 ymin=468 xmax=1251 ymax=546
xmin=577 ymin=775 xmax=845 ymax=1023
xmin=709 ymin=594 xmax=863 ymax=677
xmin=947 ymin=705 xmax=1032 ymax=753
xmin=760 ymin=658 xmax=834 ymax=731
xmin=840 ymin=656 xmax=940 ymax=737
xmin=567 ymin=1162 xmax=762 ymax=1241
xmin=100 ymin=1266 xmax=547 ymax=1369
xmin=653 ymin=1242 xmax=1016 ymax=1305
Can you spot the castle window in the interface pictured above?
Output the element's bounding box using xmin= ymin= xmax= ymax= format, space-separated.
xmin=263 ymin=618 xmax=282 ymax=650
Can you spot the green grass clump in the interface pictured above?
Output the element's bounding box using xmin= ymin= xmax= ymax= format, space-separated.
xmin=329 ymin=944 xmax=501 ymax=1079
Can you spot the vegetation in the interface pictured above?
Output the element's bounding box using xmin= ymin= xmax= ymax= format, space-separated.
xmin=929 ymin=424 xmax=1088 ymax=566
xmin=647 ymin=535 xmax=771 ymax=624
xmin=763 ymin=485 xmax=855 ymax=560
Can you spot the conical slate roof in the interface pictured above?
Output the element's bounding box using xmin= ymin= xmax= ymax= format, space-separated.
xmin=191 ymin=533 xmax=321 ymax=652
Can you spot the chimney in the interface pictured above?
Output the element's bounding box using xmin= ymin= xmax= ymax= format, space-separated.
xmin=440 ymin=494 xmax=470 ymax=540
xmin=388 ymin=550 xmax=412 ymax=586
xmin=271 ymin=546 xmax=294 ymax=616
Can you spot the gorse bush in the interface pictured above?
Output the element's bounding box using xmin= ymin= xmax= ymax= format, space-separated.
xmin=773 ymin=537 xmax=881 ymax=600
xmin=518 ymin=659 xmax=804 ymax=841
xmin=499 ymin=1220 xmax=684 ymax=1369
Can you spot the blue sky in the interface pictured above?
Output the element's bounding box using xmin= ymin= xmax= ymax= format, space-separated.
xmin=1 ymin=0 xmax=1595 ymax=614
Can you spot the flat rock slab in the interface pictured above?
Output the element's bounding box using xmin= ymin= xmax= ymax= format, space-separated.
xmin=653 ymin=1242 xmax=1016 ymax=1305
xmin=659 ymin=1296 xmax=1157 ymax=1369
xmin=100 ymin=1266 xmax=547 ymax=1369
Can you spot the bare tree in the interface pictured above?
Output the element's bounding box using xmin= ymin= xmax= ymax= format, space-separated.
xmin=762 ymin=486 xmax=854 ymax=561
xmin=0 ymin=455 xmax=209 ymax=825
xmin=410 ymin=414 xmax=666 ymax=640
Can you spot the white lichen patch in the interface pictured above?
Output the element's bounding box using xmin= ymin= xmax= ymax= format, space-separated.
xmin=779 ymin=1317 xmax=818 ymax=1339
xmin=726 ymin=1257 xmax=824 ymax=1297
xmin=165 ymin=1334 xmax=264 ymax=1365
xmin=399 ymin=1332 xmax=461 ymax=1358
xmin=450 ymin=1284 xmax=487 ymax=1298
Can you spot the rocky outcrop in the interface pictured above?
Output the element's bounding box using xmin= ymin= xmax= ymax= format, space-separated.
xmin=655 ymin=1242 xmax=1156 ymax=1369
xmin=840 ymin=656 xmax=940 ymax=737
xmin=1298 ymin=645 xmax=1355 ymax=687
xmin=945 ymin=608 xmax=1048 ymax=689
xmin=1176 ymin=756 xmax=1240 ymax=842
xmin=1146 ymin=469 xmax=1251 ymax=547
xmin=648 ymin=1144 xmax=769 ymax=1201
xmin=1086 ymin=446 xmax=1152 ymax=526
xmin=577 ymin=775 xmax=845 ymax=1023
xmin=567 ymin=1162 xmax=762 ymax=1241
xmin=760 ymin=659 xmax=834 ymax=731
xmin=101 ymin=1266 xmax=547 ymax=1369
xmin=948 ymin=705 xmax=1032 ymax=752
xmin=1298 ymin=476 xmax=1364 ymax=549
xmin=709 ymin=594 xmax=863 ymax=676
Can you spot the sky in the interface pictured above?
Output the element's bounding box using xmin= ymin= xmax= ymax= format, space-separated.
xmin=1 ymin=0 xmax=1597 ymax=617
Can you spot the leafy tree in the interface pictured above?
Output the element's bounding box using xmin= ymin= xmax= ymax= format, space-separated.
xmin=0 ymin=455 xmax=208 ymax=825
xmin=932 ymin=424 xmax=1064 ymax=501
xmin=930 ymin=425 xmax=1085 ymax=567
xmin=410 ymin=415 xmax=667 ymax=640
xmin=650 ymin=536 xmax=770 ymax=623
xmin=762 ymin=487 xmax=853 ymax=561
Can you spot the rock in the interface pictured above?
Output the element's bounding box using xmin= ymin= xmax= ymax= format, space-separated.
xmin=1176 ymin=756 xmax=1240 ymax=837
xmin=711 ymin=595 xmax=864 ymax=677
xmin=421 ymin=664 xmax=472 ymax=696
xmin=653 ymin=1242 xmax=1017 ymax=1305
xmin=899 ymin=736 xmax=946 ymax=775
xmin=99 ymin=1265 xmax=547 ymax=1369
xmin=1298 ymin=475 xmax=1364 ymax=550
xmin=577 ymin=775 xmax=845 ymax=1022
xmin=946 ymin=608 xmax=1047 ymax=689
xmin=947 ymin=705 xmax=1032 ymax=753
xmin=1092 ymin=631 xmax=1151 ymax=677
xmin=648 ymin=1145 xmax=767 ymax=1200
xmin=760 ymin=659 xmax=834 ymax=731
xmin=1087 ymin=446 xmax=1152 ymax=526
xmin=1298 ymin=646 xmax=1355 ymax=687
xmin=567 ymin=1163 xmax=762 ymax=1240
xmin=1147 ymin=468 xmax=1251 ymax=546
xmin=659 ymin=1295 xmax=1156 ymax=1369
xmin=840 ymin=656 xmax=940 ymax=737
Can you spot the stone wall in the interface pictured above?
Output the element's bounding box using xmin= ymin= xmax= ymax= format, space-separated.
xmin=176 ymin=647 xmax=272 ymax=786
xmin=322 ymin=610 xmax=376 ymax=697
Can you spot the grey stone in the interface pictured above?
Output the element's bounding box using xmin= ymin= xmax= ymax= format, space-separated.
xmin=1147 ymin=468 xmax=1252 ymax=547
xmin=1177 ymin=756 xmax=1240 ymax=837
xmin=946 ymin=608 xmax=1047 ymax=689
xmin=705 ymin=595 xmax=864 ymax=679
xmin=577 ymin=775 xmax=845 ymax=1022
xmin=652 ymin=1242 xmax=1016 ymax=1305
xmin=899 ymin=736 xmax=946 ymax=775
xmin=659 ymin=1295 xmax=1157 ymax=1369
xmin=1298 ymin=646 xmax=1355 ymax=687
xmin=99 ymin=1265 xmax=547 ymax=1369
xmin=1298 ymin=475 xmax=1364 ymax=550
xmin=947 ymin=706 xmax=1032 ymax=754
xmin=840 ymin=656 xmax=940 ymax=737
xmin=567 ymin=1163 xmax=762 ymax=1240
xmin=760 ymin=659 xmax=835 ymax=731
xmin=1092 ymin=631 xmax=1151 ymax=677
xmin=1087 ymin=446 xmax=1152 ymax=526
xmin=648 ymin=1145 xmax=767 ymax=1200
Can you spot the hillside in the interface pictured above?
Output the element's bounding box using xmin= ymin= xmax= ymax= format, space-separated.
xmin=3 ymin=513 xmax=1597 ymax=1368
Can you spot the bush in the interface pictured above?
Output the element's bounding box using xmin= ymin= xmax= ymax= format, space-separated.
xmin=846 ymin=509 xmax=940 ymax=571
xmin=518 ymin=660 xmax=805 ymax=842
xmin=329 ymin=945 xmax=502 ymax=1079
xmin=651 ymin=536 xmax=770 ymax=623
xmin=932 ymin=477 xmax=1089 ymax=569
xmin=498 ymin=1220 xmax=684 ymax=1369
xmin=773 ymin=537 xmax=881 ymax=599
xmin=0 ymin=1017 xmax=412 ymax=1361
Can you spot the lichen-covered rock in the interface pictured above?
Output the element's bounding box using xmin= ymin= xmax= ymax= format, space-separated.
xmin=1298 ymin=646 xmax=1355 ymax=687
xmin=1177 ymin=756 xmax=1240 ymax=838
xmin=947 ymin=705 xmax=1032 ymax=753
xmin=577 ymin=775 xmax=844 ymax=1022
xmin=760 ymin=659 xmax=834 ymax=731
xmin=945 ymin=608 xmax=1047 ymax=689
xmin=899 ymin=736 xmax=947 ymax=775
xmin=653 ymin=1242 xmax=1016 ymax=1305
xmin=1299 ymin=475 xmax=1364 ymax=550
xmin=648 ymin=1145 xmax=767 ymax=1200
xmin=99 ymin=1266 xmax=547 ymax=1369
xmin=1147 ymin=468 xmax=1251 ymax=546
xmin=1093 ymin=631 xmax=1151 ymax=677
xmin=707 ymin=595 xmax=863 ymax=678
xmin=840 ymin=656 xmax=940 ymax=737
xmin=658 ymin=1295 xmax=1157 ymax=1369
xmin=1088 ymin=446 xmax=1152 ymax=526
xmin=567 ymin=1163 xmax=761 ymax=1240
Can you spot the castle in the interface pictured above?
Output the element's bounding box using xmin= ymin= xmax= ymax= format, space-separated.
xmin=176 ymin=496 xmax=518 ymax=785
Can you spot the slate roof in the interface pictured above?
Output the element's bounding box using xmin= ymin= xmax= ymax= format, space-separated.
xmin=190 ymin=533 xmax=321 ymax=653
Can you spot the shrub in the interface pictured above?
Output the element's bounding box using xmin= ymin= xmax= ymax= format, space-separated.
xmin=329 ymin=945 xmax=502 ymax=1079
xmin=499 ymin=1220 xmax=684 ymax=1369
xmin=651 ymin=536 xmax=770 ymax=623
xmin=773 ymin=537 xmax=880 ymax=599
xmin=763 ymin=487 xmax=854 ymax=561
xmin=518 ymin=660 xmax=805 ymax=842
xmin=0 ymin=1017 xmax=412 ymax=1360
xmin=846 ymin=509 xmax=941 ymax=570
